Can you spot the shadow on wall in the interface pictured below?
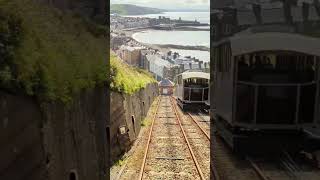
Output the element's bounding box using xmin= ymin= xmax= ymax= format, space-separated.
xmin=0 ymin=86 xmax=108 ymax=180
xmin=109 ymin=83 xmax=159 ymax=163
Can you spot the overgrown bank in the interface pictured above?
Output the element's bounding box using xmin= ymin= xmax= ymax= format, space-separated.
xmin=110 ymin=53 xmax=156 ymax=94
xmin=0 ymin=0 xmax=107 ymax=103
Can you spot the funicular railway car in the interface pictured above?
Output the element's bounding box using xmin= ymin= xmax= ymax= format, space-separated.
xmin=212 ymin=32 xmax=320 ymax=153
xmin=174 ymin=70 xmax=210 ymax=110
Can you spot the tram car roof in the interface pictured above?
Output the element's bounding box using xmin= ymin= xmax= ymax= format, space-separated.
xmin=213 ymin=32 xmax=320 ymax=57
xmin=178 ymin=71 xmax=210 ymax=80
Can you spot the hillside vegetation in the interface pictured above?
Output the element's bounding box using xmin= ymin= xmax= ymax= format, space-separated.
xmin=0 ymin=0 xmax=107 ymax=103
xmin=110 ymin=53 xmax=156 ymax=94
xmin=111 ymin=4 xmax=164 ymax=15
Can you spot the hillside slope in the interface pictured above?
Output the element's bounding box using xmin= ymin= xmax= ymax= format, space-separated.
xmin=110 ymin=53 xmax=156 ymax=94
xmin=111 ymin=4 xmax=164 ymax=15
xmin=0 ymin=0 xmax=107 ymax=103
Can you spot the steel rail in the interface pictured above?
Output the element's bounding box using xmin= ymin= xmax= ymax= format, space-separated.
xmin=138 ymin=96 xmax=161 ymax=180
xmin=187 ymin=112 xmax=210 ymax=140
xmin=187 ymin=110 xmax=220 ymax=180
xmin=170 ymin=97 xmax=206 ymax=180
xmin=247 ymin=157 xmax=270 ymax=180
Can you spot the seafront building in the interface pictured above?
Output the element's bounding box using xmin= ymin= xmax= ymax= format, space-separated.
xmin=119 ymin=45 xmax=145 ymax=66
xmin=146 ymin=54 xmax=173 ymax=81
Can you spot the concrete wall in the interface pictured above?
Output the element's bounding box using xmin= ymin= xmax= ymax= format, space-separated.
xmin=0 ymin=91 xmax=46 ymax=180
xmin=109 ymin=83 xmax=158 ymax=163
xmin=0 ymin=86 xmax=108 ymax=180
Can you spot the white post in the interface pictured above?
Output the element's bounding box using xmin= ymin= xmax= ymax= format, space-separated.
xmin=202 ymin=88 xmax=205 ymax=101
xmin=253 ymin=85 xmax=259 ymax=124
xmin=295 ymin=85 xmax=301 ymax=124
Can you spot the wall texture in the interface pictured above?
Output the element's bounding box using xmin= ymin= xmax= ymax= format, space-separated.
xmin=0 ymin=91 xmax=46 ymax=180
xmin=0 ymin=86 xmax=108 ymax=180
xmin=109 ymin=83 xmax=158 ymax=163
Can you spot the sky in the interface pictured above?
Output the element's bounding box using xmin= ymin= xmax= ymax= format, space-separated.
xmin=110 ymin=0 xmax=210 ymax=10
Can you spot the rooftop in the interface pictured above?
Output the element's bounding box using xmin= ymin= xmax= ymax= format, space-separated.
xmin=213 ymin=32 xmax=320 ymax=56
xmin=120 ymin=45 xmax=145 ymax=51
xmin=146 ymin=54 xmax=173 ymax=67
xmin=159 ymin=78 xmax=174 ymax=87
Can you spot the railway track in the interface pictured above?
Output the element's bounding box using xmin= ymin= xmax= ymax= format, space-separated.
xmin=171 ymin=98 xmax=210 ymax=179
xmin=117 ymin=95 xmax=320 ymax=180
xmin=211 ymin=115 xmax=320 ymax=180
xmin=246 ymin=150 xmax=320 ymax=180
xmin=138 ymin=96 xmax=207 ymax=179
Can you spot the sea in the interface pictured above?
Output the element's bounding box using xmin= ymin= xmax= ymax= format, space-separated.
xmin=126 ymin=12 xmax=210 ymax=62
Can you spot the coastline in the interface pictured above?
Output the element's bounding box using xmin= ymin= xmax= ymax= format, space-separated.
xmin=124 ymin=28 xmax=209 ymax=52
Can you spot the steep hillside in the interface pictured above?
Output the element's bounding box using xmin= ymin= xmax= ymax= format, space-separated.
xmin=110 ymin=53 xmax=156 ymax=94
xmin=0 ymin=0 xmax=107 ymax=103
xmin=111 ymin=4 xmax=164 ymax=15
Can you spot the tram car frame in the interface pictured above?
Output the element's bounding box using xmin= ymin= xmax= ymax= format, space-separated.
xmin=212 ymin=32 xmax=320 ymax=153
xmin=174 ymin=70 xmax=210 ymax=110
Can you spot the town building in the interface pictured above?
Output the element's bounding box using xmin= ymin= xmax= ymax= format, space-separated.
xmin=110 ymin=35 xmax=127 ymax=50
xmin=163 ymin=65 xmax=181 ymax=81
xmin=119 ymin=45 xmax=145 ymax=66
xmin=146 ymin=54 xmax=173 ymax=81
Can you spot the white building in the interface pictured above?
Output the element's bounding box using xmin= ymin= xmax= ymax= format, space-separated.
xmin=146 ymin=54 xmax=173 ymax=81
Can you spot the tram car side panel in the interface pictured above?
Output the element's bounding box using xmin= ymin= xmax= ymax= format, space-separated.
xmin=214 ymin=43 xmax=235 ymax=125
xmin=174 ymin=74 xmax=184 ymax=102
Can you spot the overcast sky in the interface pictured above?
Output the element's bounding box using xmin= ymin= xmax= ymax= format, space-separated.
xmin=110 ymin=0 xmax=210 ymax=10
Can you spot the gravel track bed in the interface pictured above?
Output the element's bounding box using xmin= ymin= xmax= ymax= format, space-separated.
xmin=143 ymin=96 xmax=200 ymax=180
xmin=174 ymin=103 xmax=211 ymax=179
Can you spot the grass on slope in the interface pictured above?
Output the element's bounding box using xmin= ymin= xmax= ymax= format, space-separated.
xmin=110 ymin=53 xmax=156 ymax=95
xmin=0 ymin=0 xmax=107 ymax=103
xmin=110 ymin=4 xmax=163 ymax=15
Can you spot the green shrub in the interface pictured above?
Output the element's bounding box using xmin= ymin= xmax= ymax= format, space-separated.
xmin=0 ymin=0 xmax=107 ymax=103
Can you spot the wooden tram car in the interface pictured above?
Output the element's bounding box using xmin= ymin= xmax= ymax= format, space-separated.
xmin=212 ymin=32 xmax=320 ymax=153
xmin=174 ymin=70 xmax=210 ymax=110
